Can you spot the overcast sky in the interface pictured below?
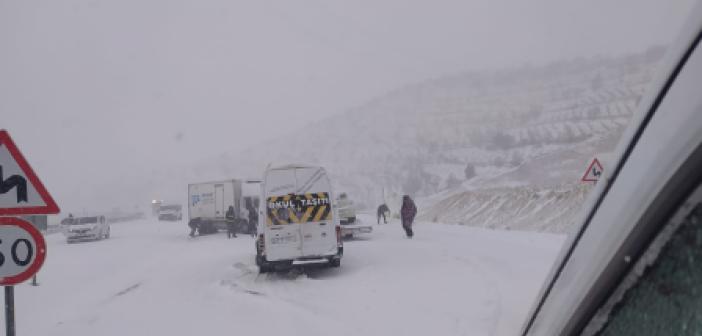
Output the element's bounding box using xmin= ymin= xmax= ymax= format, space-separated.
xmin=1 ymin=0 xmax=697 ymax=214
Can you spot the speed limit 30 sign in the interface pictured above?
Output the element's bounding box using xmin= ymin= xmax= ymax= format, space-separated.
xmin=0 ymin=130 xmax=56 ymax=336
xmin=0 ymin=217 xmax=46 ymax=285
xmin=0 ymin=130 xmax=55 ymax=284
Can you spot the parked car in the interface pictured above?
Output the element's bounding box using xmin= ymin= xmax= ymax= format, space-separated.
xmin=521 ymin=4 xmax=702 ymax=335
xmin=336 ymin=192 xmax=372 ymax=239
xmin=62 ymin=215 xmax=111 ymax=243
xmin=158 ymin=204 xmax=183 ymax=221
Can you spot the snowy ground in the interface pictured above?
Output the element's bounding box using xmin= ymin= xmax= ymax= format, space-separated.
xmin=4 ymin=215 xmax=564 ymax=336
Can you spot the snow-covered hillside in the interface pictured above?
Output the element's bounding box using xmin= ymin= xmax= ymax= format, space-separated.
xmin=151 ymin=48 xmax=665 ymax=232
xmin=418 ymin=183 xmax=593 ymax=233
xmin=9 ymin=217 xmax=564 ymax=336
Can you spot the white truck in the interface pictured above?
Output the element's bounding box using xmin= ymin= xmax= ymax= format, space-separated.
xmin=188 ymin=179 xmax=246 ymax=234
xmin=256 ymin=164 xmax=343 ymax=273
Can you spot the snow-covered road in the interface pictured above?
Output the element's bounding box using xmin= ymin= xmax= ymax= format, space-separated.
xmin=4 ymin=216 xmax=564 ymax=336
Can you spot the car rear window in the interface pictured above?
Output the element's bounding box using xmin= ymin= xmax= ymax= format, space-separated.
xmin=75 ymin=217 xmax=98 ymax=224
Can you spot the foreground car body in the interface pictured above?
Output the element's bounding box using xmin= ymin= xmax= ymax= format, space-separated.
xmin=522 ymin=4 xmax=702 ymax=335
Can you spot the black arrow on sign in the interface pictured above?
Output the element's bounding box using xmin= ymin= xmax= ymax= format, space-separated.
xmin=0 ymin=165 xmax=28 ymax=203
xmin=592 ymin=168 xmax=602 ymax=178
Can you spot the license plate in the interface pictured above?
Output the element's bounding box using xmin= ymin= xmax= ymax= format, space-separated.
xmin=271 ymin=235 xmax=297 ymax=244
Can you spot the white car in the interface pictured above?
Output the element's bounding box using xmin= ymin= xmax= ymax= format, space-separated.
xmin=63 ymin=216 xmax=111 ymax=243
xmin=336 ymin=192 xmax=373 ymax=239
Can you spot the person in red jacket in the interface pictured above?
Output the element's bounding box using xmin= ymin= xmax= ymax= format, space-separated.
xmin=400 ymin=195 xmax=417 ymax=238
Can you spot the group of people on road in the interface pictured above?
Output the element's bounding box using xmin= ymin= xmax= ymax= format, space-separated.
xmin=226 ymin=205 xmax=257 ymax=238
xmin=377 ymin=194 xmax=417 ymax=239
xmin=189 ymin=196 xmax=417 ymax=239
xmin=187 ymin=205 xmax=258 ymax=238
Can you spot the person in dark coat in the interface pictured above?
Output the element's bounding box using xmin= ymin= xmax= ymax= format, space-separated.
xmin=226 ymin=206 xmax=237 ymax=238
xmin=188 ymin=218 xmax=200 ymax=237
xmin=400 ymin=195 xmax=417 ymax=238
xmin=377 ymin=203 xmax=390 ymax=224
xmin=62 ymin=213 xmax=75 ymax=225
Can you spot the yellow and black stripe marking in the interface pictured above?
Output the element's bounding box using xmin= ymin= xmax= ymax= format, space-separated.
xmin=267 ymin=192 xmax=332 ymax=225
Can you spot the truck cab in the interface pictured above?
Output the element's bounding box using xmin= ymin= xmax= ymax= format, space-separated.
xmin=256 ymin=164 xmax=343 ymax=273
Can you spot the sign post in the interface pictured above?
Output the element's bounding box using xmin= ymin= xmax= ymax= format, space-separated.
xmin=5 ymin=286 xmax=14 ymax=336
xmin=0 ymin=218 xmax=48 ymax=336
xmin=0 ymin=130 xmax=59 ymax=336
xmin=20 ymin=216 xmax=46 ymax=287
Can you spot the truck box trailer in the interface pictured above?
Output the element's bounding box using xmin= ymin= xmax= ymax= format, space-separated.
xmin=188 ymin=179 xmax=244 ymax=234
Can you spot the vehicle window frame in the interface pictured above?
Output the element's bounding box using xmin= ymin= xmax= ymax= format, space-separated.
xmin=584 ymin=180 xmax=702 ymax=335
xmin=522 ymin=17 xmax=702 ymax=335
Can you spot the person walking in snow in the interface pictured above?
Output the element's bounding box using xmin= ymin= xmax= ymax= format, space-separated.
xmin=377 ymin=203 xmax=390 ymax=224
xmin=188 ymin=218 xmax=200 ymax=237
xmin=62 ymin=213 xmax=75 ymax=225
xmin=400 ymin=195 xmax=417 ymax=238
xmin=226 ymin=206 xmax=237 ymax=238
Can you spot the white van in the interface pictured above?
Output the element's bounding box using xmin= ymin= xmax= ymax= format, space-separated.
xmin=256 ymin=164 xmax=343 ymax=273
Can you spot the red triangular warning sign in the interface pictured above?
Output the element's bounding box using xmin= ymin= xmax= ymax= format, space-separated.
xmin=0 ymin=130 xmax=60 ymax=215
xmin=581 ymin=158 xmax=604 ymax=183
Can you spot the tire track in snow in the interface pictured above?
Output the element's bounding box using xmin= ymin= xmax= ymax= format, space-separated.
xmin=408 ymin=237 xmax=503 ymax=336
xmin=452 ymin=255 xmax=503 ymax=336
